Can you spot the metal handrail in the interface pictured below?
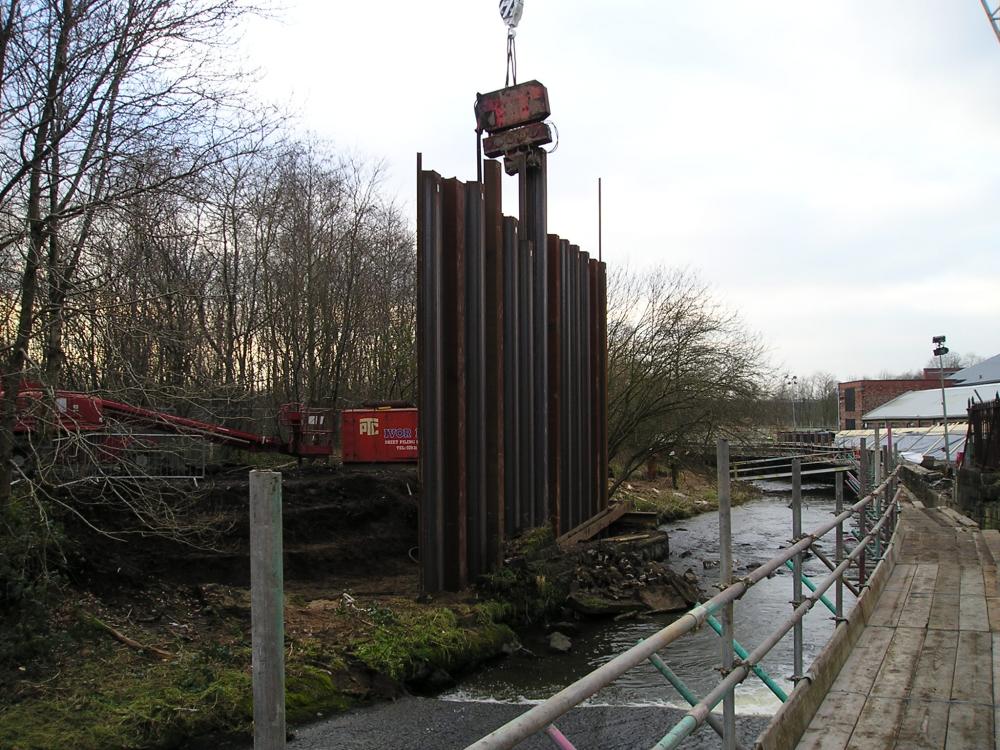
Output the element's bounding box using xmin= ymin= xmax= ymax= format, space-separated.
xmin=464 ymin=459 xmax=902 ymax=750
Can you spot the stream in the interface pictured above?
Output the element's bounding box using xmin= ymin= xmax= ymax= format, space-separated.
xmin=443 ymin=478 xmax=854 ymax=717
xmin=287 ymin=479 xmax=855 ymax=748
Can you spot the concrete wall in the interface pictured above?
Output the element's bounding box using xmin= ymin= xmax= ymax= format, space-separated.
xmin=957 ymin=466 xmax=1000 ymax=529
xmin=899 ymin=463 xmax=947 ymax=509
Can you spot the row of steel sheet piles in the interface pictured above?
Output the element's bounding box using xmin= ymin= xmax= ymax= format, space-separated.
xmin=417 ymin=155 xmax=608 ymax=593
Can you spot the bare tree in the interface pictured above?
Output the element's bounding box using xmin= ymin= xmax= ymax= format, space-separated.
xmin=606 ymin=267 xmax=767 ymax=493
xmin=0 ymin=0 xmax=266 ymax=505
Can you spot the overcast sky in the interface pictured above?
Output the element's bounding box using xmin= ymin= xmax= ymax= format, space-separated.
xmin=242 ymin=2 xmax=999 ymax=382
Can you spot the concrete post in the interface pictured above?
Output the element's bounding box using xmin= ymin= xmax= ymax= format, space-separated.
xmin=250 ymin=470 xmax=285 ymax=750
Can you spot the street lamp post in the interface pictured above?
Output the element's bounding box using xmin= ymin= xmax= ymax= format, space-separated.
xmin=784 ymin=374 xmax=798 ymax=430
xmin=932 ymin=336 xmax=952 ymax=465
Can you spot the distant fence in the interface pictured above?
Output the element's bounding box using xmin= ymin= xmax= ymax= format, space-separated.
xmin=966 ymin=396 xmax=1000 ymax=471
xmin=417 ymin=157 xmax=608 ymax=592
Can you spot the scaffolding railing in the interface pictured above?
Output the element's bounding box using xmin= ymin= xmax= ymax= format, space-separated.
xmin=464 ymin=440 xmax=903 ymax=750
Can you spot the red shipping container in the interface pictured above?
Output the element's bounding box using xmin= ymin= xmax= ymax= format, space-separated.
xmin=341 ymin=408 xmax=418 ymax=463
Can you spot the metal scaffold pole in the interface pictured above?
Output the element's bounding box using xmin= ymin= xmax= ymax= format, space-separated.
xmin=791 ymin=458 xmax=803 ymax=684
xmin=717 ymin=439 xmax=736 ymax=748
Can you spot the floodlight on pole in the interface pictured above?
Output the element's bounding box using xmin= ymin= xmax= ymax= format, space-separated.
xmin=784 ymin=374 xmax=798 ymax=430
xmin=932 ymin=335 xmax=952 ymax=467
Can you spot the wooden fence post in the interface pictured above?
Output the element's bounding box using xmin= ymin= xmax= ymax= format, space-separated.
xmin=250 ymin=470 xmax=285 ymax=750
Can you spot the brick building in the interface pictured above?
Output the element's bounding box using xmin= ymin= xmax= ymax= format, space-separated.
xmin=838 ymin=379 xmax=946 ymax=430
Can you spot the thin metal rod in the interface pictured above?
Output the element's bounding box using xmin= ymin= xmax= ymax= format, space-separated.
xmin=873 ymin=425 xmax=882 ymax=485
xmin=717 ymin=438 xmax=736 ymax=749
xmin=704 ymin=614 xmax=788 ymax=701
xmin=784 ymin=560 xmax=835 ymax=615
xmin=791 ymin=458 xmax=803 ymax=684
xmin=858 ymin=437 xmax=868 ymax=586
xmin=982 ymin=0 xmax=1000 ymax=43
xmin=874 ymin=481 xmax=882 ymax=562
xmin=463 ymin=468 xmax=901 ymax=750
xmin=597 ymin=177 xmax=602 ymax=262
xmin=938 ymin=351 xmax=952 ymax=464
xmin=835 ymin=471 xmax=845 ymax=621
xmin=544 ymin=725 xmax=576 ymax=750
xmin=811 ymin=545 xmax=860 ymax=598
xmin=646 ymin=650 xmax=746 ymax=749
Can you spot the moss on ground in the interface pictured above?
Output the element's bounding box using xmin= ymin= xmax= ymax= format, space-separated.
xmin=0 ymin=641 xmax=252 ymax=750
xmin=351 ymin=602 xmax=515 ymax=683
xmin=0 ymin=594 xmax=516 ymax=750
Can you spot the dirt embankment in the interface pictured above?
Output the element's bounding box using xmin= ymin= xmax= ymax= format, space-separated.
xmin=0 ymin=465 xmax=715 ymax=750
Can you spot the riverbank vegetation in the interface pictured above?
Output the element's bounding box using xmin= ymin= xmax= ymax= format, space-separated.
xmin=0 ymin=533 xmax=517 ymax=750
xmin=615 ymin=467 xmax=761 ymax=523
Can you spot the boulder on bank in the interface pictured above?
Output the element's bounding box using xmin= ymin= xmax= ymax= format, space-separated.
xmin=547 ymin=631 xmax=573 ymax=653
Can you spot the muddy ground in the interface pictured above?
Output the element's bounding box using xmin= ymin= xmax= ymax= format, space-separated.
xmin=0 ymin=464 xmax=725 ymax=750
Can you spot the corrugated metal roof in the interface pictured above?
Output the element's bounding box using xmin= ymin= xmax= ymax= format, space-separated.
xmin=951 ymin=353 xmax=1000 ymax=386
xmin=835 ymin=424 xmax=968 ymax=462
xmin=863 ymin=383 xmax=1000 ymax=421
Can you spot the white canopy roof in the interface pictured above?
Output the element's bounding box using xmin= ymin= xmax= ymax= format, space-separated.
xmin=951 ymin=353 xmax=1000 ymax=386
xmin=863 ymin=383 xmax=1000 ymax=421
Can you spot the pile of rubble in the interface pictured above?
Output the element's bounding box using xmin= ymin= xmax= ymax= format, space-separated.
xmin=566 ymin=533 xmax=702 ymax=617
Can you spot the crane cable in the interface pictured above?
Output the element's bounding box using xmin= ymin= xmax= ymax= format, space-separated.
xmin=505 ymin=30 xmax=517 ymax=87
xmin=500 ymin=0 xmax=524 ymax=86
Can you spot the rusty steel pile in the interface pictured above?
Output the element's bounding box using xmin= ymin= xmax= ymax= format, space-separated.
xmin=416 ymin=80 xmax=608 ymax=592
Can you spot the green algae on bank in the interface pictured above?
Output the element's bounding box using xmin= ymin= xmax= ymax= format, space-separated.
xmin=0 ymin=595 xmax=516 ymax=750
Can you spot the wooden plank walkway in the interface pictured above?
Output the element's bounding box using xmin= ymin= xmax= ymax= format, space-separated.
xmin=795 ymin=505 xmax=1000 ymax=749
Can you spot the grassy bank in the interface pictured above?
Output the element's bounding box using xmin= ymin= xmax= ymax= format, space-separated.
xmin=614 ymin=468 xmax=759 ymax=522
xmin=0 ymin=586 xmax=516 ymax=750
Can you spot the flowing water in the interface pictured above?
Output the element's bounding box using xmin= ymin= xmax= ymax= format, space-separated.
xmin=444 ymin=479 xmax=855 ymax=717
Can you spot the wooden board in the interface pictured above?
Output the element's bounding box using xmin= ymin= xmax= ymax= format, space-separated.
xmin=868 ymin=566 xmax=915 ymax=628
xmin=935 ymin=563 xmax=962 ymax=594
xmin=795 ymin=692 xmax=867 ymax=750
xmin=987 ymin=597 xmax=1000 ymax=632
xmin=961 ymin=565 xmax=986 ymax=597
xmin=928 ymin=592 xmax=961 ymax=631
xmin=869 ymin=626 xmax=925 ymax=698
xmin=951 ymin=630 xmax=993 ymax=702
xmin=894 ymin=700 xmax=949 ymax=750
xmin=909 ymin=629 xmax=958 ymax=701
xmin=909 ymin=563 xmax=939 ymax=593
xmin=945 ymin=703 xmax=994 ymax=750
xmin=993 ymin=632 xmax=1000 ymax=750
xmin=898 ymin=592 xmax=933 ymax=629
xmin=826 ymin=626 xmax=893 ymax=696
xmin=847 ymin=696 xmax=906 ymax=748
xmin=959 ymin=591 xmax=990 ymax=633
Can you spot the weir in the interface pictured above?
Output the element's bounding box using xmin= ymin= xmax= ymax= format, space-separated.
xmin=462 ymin=441 xmax=906 ymax=750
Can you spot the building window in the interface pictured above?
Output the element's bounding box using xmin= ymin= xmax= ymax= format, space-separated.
xmin=845 ymin=419 xmax=856 ymax=430
xmin=844 ymin=387 xmax=856 ymax=412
